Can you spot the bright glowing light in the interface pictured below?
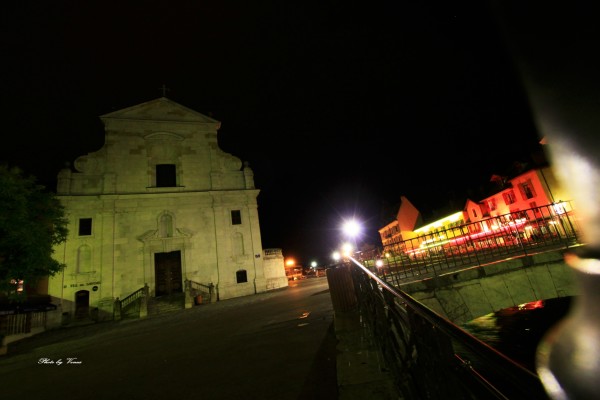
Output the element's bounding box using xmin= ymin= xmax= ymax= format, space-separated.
xmin=285 ymin=258 xmax=295 ymax=267
xmin=11 ymin=278 xmax=24 ymax=293
xmin=518 ymin=300 xmax=544 ymax=310
xmin=332 ymin=251 xmax=341 ymax=261
xmin=341 ymin=242 xmax=353 ymax=257
xmin=552 ymin=202 xmax=567 ymax=215
xmin=342 ymin=219 xmax=362 ymax=238
xmin=414 ymin=211 xmax=464 ymax=234
xmin=376 ymin=259 xmax=384 ymax=268
xmin=310 ymin=261 xmax=317 ymax=268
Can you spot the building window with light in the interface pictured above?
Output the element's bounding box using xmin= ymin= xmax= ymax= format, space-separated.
xmin=231 ymin=210 xmax=242 ymax=225
xmin=487 ymin=199 xmax=497 ymax=211
xmin=10 ymin=278 xmax=24 ymax=294
xmin=79 ymin=218 xmax=92 ymax=236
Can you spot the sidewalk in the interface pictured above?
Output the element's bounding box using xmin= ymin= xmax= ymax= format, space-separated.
xmin=325 ymin=265 xmax=403 ymax=399
xmin=334 ymin=308 xmax=404 ymax=400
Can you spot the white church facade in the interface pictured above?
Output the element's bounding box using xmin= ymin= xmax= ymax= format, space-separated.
xmin=48 ymin=97 xmax=287 ymax=321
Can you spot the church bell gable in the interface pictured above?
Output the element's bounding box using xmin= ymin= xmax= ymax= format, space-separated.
xmin=57 ymin=97 xmax=248 ymax=195
xmin=100 ymin=97 xmax=221 ymax=127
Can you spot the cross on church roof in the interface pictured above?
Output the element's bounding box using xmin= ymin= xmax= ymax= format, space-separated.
xmin=158 ymin=84 xmax=171 ymax=97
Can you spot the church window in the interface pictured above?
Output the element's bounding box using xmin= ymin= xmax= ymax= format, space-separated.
xmin=77 ymin=245 xmax=92 ymax=273
xmin=159 ymin=214 xmax=174 ymax=237
xmin=156 ymin=164 xmax=177 ymax=187
xmin=231 ymin=210 xmax=242 ymax=225
xmin=236 ymin=270 xmax=248 ymax=283
xmin=233 ymin=232 xmax=244 ymax=255
xmin=79 ymin=218 xmax=92 ymax=236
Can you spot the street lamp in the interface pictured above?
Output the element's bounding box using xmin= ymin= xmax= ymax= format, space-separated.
xmin=341 ymin=218 xmax=363 ymax=260
xmin=342 ymin=219 xmax=362 ymax=239
xmin=332 ymin=251 xmax=341 ymax=262
xmin=341 ymin=242 xmax=353 ymax=258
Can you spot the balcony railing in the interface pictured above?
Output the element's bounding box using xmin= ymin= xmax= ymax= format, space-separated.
xmin=362 ymin=202 xmax=583 ymax=286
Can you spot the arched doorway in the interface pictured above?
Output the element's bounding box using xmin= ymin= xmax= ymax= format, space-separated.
xmin=75 ymin=290 xmax=90 ymax=319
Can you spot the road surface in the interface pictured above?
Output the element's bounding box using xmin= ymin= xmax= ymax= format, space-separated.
xmin=0 ymin=277 xmax=337 ymax=400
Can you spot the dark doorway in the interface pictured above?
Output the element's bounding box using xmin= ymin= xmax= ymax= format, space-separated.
xmin=75 ymin=290 xmax=90 ymax=319
xmin=154 ymin=251 xmax=183 ymax=296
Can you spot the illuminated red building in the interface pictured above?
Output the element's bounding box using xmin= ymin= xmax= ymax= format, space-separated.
xmin=379 ymin=165 xmax=571 ymax=245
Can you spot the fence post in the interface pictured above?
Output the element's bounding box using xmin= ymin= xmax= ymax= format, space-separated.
xmin=183 ymin=279 xmax=194 ymax=308
xmin=326 ymin=264 xmax=357 ymax=314
xmin=209 ymin=283 xmax=215 ymax=303
xmin=139 ymin=284 xmax=149 ymax=318
xmin=113 ymin=298 xmax=122 ymax=321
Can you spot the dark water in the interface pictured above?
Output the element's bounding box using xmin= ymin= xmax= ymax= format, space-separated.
xmin=461 ymin=296 xmax=574 ymax=372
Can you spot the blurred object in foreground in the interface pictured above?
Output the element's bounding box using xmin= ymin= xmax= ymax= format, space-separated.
xmin=491 ymin=3 xmax=600 ymax=399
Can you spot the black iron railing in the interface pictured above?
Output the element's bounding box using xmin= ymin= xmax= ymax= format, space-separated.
xmin=363 ymin=203 xmax=583 ymax=286
xmin=344 ymin=259 xmax=550 ymax=399
xmin=0 ymin=311 xmax=47 ymax=336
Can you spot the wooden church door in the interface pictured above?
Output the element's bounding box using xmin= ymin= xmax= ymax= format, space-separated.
xmin=154 ymin=251 xmax=183 ymax=296
xmin=75 ymin=290 xmax=90 ymax=319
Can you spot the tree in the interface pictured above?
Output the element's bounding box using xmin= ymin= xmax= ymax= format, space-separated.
xmin=0 ymin=165 xmax=68 ymax=299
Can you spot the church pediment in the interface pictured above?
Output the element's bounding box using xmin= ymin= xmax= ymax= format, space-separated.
xmin=137 ymin=227 xmax=192 ymax=243
xmin=100 ymin=97 xmax=221 ymax=126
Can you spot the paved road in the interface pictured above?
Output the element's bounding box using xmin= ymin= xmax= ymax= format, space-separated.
xmin=0 ymin=278 xmax=338 ymax=400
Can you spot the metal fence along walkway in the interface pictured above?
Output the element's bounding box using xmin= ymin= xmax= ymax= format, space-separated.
xmin=335 ymin=259 xmax=551 ymax=399
xmin=324 ymin=204 xmax=587 ymax=399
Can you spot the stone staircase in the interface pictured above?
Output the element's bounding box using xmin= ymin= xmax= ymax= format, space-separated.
xmin=147 ymin=293 xmax=186 ymax=316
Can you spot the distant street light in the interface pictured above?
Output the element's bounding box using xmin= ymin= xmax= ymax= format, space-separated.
xmin=341 ymin=242 xmax=353 ymax=258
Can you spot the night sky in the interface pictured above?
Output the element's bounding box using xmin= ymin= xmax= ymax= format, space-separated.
xmin=1 ymin=2 xmax=546 ymax=266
